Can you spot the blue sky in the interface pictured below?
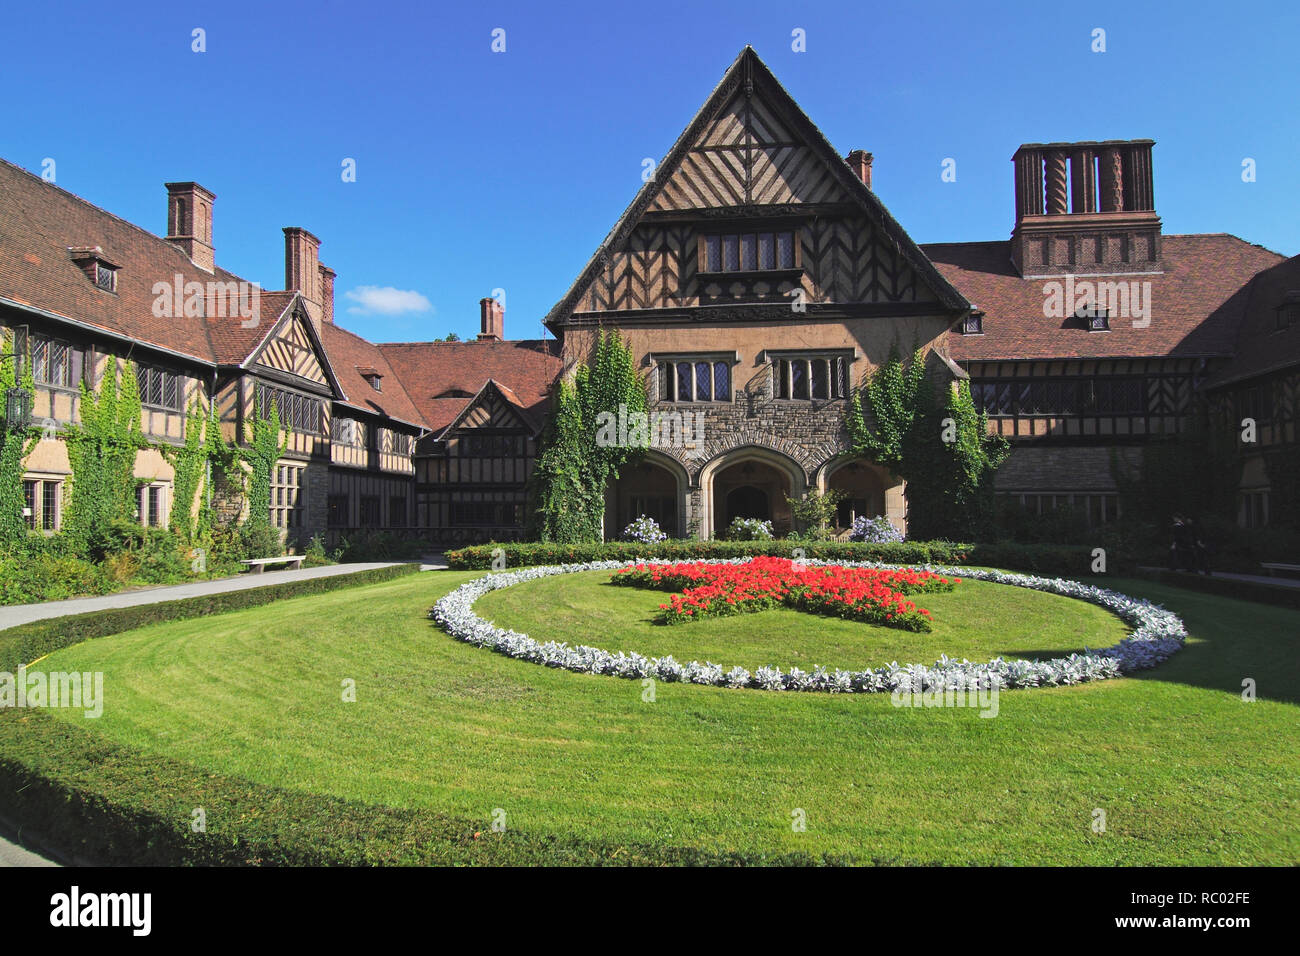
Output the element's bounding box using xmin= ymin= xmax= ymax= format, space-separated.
xmin=2 ymin=0 xmax=1297 ymax=343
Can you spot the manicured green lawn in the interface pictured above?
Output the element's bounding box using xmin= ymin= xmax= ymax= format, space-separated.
xmin=476 ymin=570 xmax=1129 ymax=671
xmin=36 ymin=569 xmax=1300 ymax=864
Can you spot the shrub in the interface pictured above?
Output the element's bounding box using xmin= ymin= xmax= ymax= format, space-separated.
xmin=0 ymin=554 xmax=110 ymax=605
xmin=444 ymin=538 xmax=1111 ymax=576
xmin=849 ymin=515 xmax=905 ymax=543
xmin=726 ymin=517 xmax=774 ymax=541
xmin=621 ymin=515 xmax=668 ymax=544
xmin=331 ymin=531 xmax=427 ymax=562
xmin=302 ymin=534 xmax=335 ymax=568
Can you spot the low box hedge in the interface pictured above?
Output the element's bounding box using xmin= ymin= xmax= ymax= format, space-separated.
xmin=0 ymin=563 xmax=419 ymax=673
xmin=445 ymin=539 xmax=1118 ymax=577
xmin=0 ymin=711 xmax=882 ymax=866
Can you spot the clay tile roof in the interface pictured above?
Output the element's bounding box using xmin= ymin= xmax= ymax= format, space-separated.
xmin=203 ymin=291 xmax=295 ymax=365
xmin=1208 ymin=253 xmax=1300 ymax=388
xmin=0 ymin=157 xmax=233 ymax=364
xmin=376 ymin=338 xmax=562 ymax=436
xmin=320 ymin=321 xmax=427 ymax=429
xmin=927 ymin=235 xmax=1285 ymax=363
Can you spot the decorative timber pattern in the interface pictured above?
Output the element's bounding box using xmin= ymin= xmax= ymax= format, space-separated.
xmin=254 ymin=312 xmax=328 ymax=386
xmin=648 ymin=94 xmax=843 ymax=210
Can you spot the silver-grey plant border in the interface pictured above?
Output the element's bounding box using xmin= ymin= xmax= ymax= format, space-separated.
xmin=429 ymin=559 xmax=1187 ymax=694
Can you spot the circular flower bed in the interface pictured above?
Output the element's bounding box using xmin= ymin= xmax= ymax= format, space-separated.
xmin=429 ymin=559 xmax=1188 ymax=694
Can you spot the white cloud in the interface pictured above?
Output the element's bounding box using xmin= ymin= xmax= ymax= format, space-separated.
xmin=343 ymin=285 xmax=433 ymax=316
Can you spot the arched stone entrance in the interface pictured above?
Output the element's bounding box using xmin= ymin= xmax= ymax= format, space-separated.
xmin=698 ymin=446 xmax=806 ymax=539
xmin=605 ymin=451 xmax=687 ymax=539
xmin=815 ymin=458 xmax=907 ymax=536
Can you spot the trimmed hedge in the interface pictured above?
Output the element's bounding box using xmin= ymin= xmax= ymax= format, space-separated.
xmin=0 ymin=563 xmax=419 ymax=673
xmin=445 ymin=539 xmax=1119 ymax=577
xmin=0 ymin=711 xmax=882 ymax=866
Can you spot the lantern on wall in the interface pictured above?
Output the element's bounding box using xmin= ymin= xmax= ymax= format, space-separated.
xmin=4 ymin=387 xmax=32 ymax=429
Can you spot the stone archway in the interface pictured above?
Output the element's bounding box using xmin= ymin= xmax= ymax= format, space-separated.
xmin=815 ymin=458 xmax=907 ymax=537
xmin=698 ymin=445 xmax=806 ymax=539
xmin=605 ymin=450 xmax=688 ymax=539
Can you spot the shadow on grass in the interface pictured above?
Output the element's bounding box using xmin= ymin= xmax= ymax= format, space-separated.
xmin=1099 ymin=578 xmax=1300 ymax=708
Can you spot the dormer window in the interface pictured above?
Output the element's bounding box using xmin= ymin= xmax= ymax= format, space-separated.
xmin=1274 ymin=293 xmax=1300 ymax=331
xmin=962 ymin=311 xmax=984 ymax=335
xmin=94 ymin=262 xmax=118 ymax=292
xmin=356 ymin=366 xmax=383 ymax=392
xmin=1077 ymin=305 xmax=1110 ymax=332
xmin=68 ymin=246 xmax=120 ymax=294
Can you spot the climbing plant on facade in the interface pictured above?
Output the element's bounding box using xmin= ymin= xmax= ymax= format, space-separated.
xmin=530 ymin=330 xmax=647 ymax=543
xmin=847 ymin=347 xmax=1007 ymax=540
xmin=62 ymin=359 xmax=145 ymax=553
xmin=165 ymin=401 xmax=229 ymax=543
xmin=241 ymin=395 xmax=287 ymax=550
xmin=0 ymin=328 xmax=37 ymax=551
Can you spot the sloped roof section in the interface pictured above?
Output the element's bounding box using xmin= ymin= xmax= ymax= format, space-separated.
xmin=376 ymin=338 xmax=561 ymax=436
xmin=930 ymin=235 xmax=1284 ymax=362
xmin=543 ymin=46 xmax=968 ymax=327
xmin=0 ymin=157 xmax=235 ymax=363
xmin=322 ymin=321 xmax=428 ymax=428
xmin=1208 ymin=253 xmax=1300 ymax=387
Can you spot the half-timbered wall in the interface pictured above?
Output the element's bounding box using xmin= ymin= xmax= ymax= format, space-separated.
xmin=966 ymin=358 xmax=1200 ymax=443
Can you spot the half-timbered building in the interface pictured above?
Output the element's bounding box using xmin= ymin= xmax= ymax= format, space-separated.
xmin=2 ymin=46 xmax=1296 ymax=547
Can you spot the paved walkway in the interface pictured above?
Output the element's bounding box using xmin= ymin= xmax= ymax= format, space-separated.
xmin=0 ymin=561 xmax=417 ymax=631
xmin=0 ymin=818 xmax=60 ymax=868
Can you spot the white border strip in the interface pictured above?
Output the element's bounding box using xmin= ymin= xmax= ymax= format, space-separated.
xmin=429 ymin=559 xmax=1187 ymax=693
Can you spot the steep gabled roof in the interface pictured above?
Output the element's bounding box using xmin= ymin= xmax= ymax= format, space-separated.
xmin=376 ymin=338 xmax=561 ymax=437
xmin=543 ymin=46 xmax=968 ymax=328
xmin=930 ymin=235 xmax=1285 ymax=362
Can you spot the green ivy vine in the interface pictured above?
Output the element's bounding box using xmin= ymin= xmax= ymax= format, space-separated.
xmin=529 ymin=330 xmax=647 ymax=543
xmin=0 ymin=328 xmax=37 ymax=551
xmin=847 ymin=347 xmax=1008 ymax=540
xmin=62 ymin=359 xmax=146 ymax=551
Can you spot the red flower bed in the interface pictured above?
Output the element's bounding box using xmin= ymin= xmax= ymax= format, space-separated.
xmin=610 ymin=557 xmax=958 ymax=632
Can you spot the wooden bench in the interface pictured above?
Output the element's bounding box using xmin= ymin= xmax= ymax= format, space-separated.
xmin=241 ymin=555 xmax=304 ymax=574
xmin=1260 ymin=562 xmax=1300 ymax=579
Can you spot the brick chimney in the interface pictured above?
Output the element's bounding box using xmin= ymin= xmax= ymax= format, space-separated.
xmin=846 ymin=150 xmax=873 ymax=189
xmin=1010 ymin=139 xmax=1161 ymax=277
xmin=165 ymin=182 xmax=216 ymax=273
xmin=283 ymin=227 xmax=325 ymax=333
xmin=478 ymin=297 xmax=504 ymax=341
xmin=318 ymin=264 xmax=335 ymax=325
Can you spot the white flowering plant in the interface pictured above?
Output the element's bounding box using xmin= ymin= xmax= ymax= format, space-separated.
xmin=849 ymin=515 xmax=905 ymax=543
xmin=621 ymin=515 xmax=668 ymax=544
xmin=726 ymin=517 xmax=775 ymax=541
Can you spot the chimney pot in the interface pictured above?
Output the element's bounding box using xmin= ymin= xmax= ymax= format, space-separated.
xmin=846 ymin=150 xmax=873 ymax=190
xmin=478 ymin=297 xmax=504 ymax=341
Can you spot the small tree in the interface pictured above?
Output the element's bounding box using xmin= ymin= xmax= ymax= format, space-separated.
xmin=785 ymin=489 xmax=846 ymax=540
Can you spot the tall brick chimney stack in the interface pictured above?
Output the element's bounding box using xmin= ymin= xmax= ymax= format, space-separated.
xmin=318 ymin=264 xmax=335 ymax=325
xmin=846 ymin=150 xmax=873 ymax=189
xmin=165 ymin=182 xmax=216 ymax=273
xmin=478 ymin=297 xmax=504 ymax=341
xmin=1009 ymin=139 xmax=1160 ymax=277
xmin=284 ymin=227 xmax=324 ymax=333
